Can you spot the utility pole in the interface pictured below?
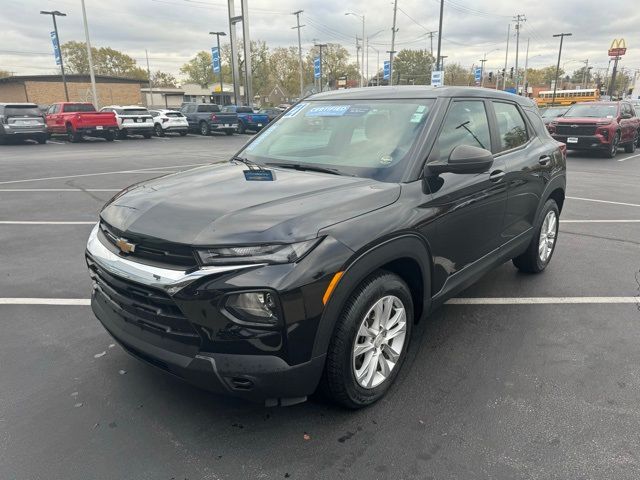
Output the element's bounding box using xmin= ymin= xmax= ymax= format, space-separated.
xmin=355 ymin=38 xmax=362 ymax=87
xmin=502 ymin=23 xmax=510 ymax=90
xmin=513 ymin=14 xmax=526 ymax=95
xmin=315 ymin=43 xmax=327 ymax=92
xmin=581 ymin=59 xmax=589 ymax=88
xmin=608 ymin=55 xmax=621 ymax=98
xmin=427 ymin=31 xmax=437 ymax=57
xmin=522 ymin=38 xmax=530 ymax=97
xmin=227 ymin=0 xmax=241 ymax=106
xmin=389 ymin=0 xmax=399 ymax=85
xmin=80 ymin=0 xmax=98 ymax=108
xmin=436 ymin=0 xmax=444 ymax=70
xmin=40 ymin=10 xmax=69 ymax=101
xmin=479 ymin=58 xmax=487 ymax=87
xmin=209 ymin=31 xmax=227 ymax=101
xmin=240 ymin=0 xmax=252 ymax=106
xmin=551 ymin=33 xmax=572 ymax=106
xmin=145 ymin=49 xmax=153 ymax=107
xmin=292 ymin=10 xmax=305 ymax=98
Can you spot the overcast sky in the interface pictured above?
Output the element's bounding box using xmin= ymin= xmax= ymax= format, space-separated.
xmin=2 ymin=0 xmax=639 ymax=81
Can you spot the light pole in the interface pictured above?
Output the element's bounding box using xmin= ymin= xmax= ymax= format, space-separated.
xmin=369 ymin=45 xmax=380 ymax=86
xmin=366 ymin=29 xmax=384 ymax=86
xmin=209 ymin=31 xmax=226 ymax=102
xmin=551 ymin=33 xmax=572 ymax=106
xmin=480 ymin=48 xmax=500 ymax=88
xmin=80 ymin=0 xmax=98 ymax=108
xmin=40 ymin=10 xmax=69 ymax=101
xmin=346 ymin=12 xmax=365 ymax=87
xmin=291 ymin=10 xmax=305 ymax=97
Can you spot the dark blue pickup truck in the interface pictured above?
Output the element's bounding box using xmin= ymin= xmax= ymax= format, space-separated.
xmin=180 ymin=103 xmax=238 ymax=136
xmin=221 ymin=105 xmax=269 ymax=134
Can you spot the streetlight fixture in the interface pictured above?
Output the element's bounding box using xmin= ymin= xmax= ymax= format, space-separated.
xmin=345 ymin=12 xmax=365 ymax=87
xmin=209 ymin=31 xmax=227 ymax=101
xmin=40 ymin=10 xmax=69 ymax=101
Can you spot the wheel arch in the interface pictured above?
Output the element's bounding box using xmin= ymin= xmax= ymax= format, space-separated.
xmin=311 ymin=234 xmax=432 ymax=358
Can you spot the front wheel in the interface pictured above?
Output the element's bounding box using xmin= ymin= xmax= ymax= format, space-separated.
xmin=237 ymin=122 xmax=245 ymax=134
xmin=624 ymin=132 xmax=638 ymax=153
xmin=154 ymin=124 xmax=165 ymax=137
xmin=322 ymin=271 xmax=413 ymax=409
xmin=199 ymin=121 xmax=210 ymax=136
xmin=513 ymin=199 xmax=559 ymax=273
xmin=66 ymin=125 xmax=81 ymax=143
xmin=605 ymin=132 xmax=620 ymax=158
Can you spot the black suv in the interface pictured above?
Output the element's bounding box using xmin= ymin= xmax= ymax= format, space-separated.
xmin=86 ymin=87 xmax=566 ymax=408
xmin=0 ymin=103 xmax=48 ymax=144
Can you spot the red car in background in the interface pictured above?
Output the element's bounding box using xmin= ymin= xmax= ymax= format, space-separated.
xmin=45 ymin=102 xmax=119 ymax=143
xmin=548 ymin=101 xmax=640 ymax=158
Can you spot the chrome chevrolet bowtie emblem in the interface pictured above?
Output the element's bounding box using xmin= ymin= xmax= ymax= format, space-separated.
xmin=115 ymin=237 xmax=136 ymax=254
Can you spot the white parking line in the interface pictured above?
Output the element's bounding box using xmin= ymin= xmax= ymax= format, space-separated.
xmin=0 ymin=188 xmax=121 ymax=192
xmin=1 ymin=297 xmax=636 ymax=306
xmin=446 ymin=297 xmax=639 ymax=305
xmin=566 ymin=196 xmax=640 ymax=208
xmin=0 ymin=221 xmax=95 ymax=225
xmin=0 ymin=162 xmax=208 ymax=185
xmin=561 ymin=219 xmax=640 ymax=223
xmin=617 ymin=152 xmax=640 ymax=162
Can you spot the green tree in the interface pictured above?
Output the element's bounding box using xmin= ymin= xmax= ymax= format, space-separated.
xmin=525 ymin=66 xmax=564 ymax=87
xmin=307 ymin=43 xmax=358 ymax=89
xmin=61 ymin=41 xmax=146 ymax=78
xmin=151 ymin=70 xmax=178 ymax=88
xmin=180 ymin=51 xmax=215 ymax=88
xmin=393 ymin=49 xmax=434 ymax=85
xmin=269 ymin=46 xmax=309 ymax=97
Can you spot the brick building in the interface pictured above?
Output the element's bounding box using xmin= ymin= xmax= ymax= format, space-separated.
xmin=0 ymin=74 xmax=147 ymax=107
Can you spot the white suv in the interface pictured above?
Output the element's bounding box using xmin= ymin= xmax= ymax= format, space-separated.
xmin=149 ymin=109 xmax=189 ymax=137
xmin=100 ymin=105 xmax=154 ymax=139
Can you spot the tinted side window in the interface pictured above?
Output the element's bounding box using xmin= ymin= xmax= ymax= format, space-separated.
xmin=493 ymin=102 xmax=528 ymax=151
xmin=430 ymin=100 xmax=491 ymax=161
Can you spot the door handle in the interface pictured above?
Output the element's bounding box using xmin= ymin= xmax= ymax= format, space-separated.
xmin=539 ymin=155 xmax=551 ymax=166
xmin=489 ymin=170 xmax=505 ymax=182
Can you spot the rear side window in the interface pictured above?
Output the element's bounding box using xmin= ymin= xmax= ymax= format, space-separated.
xmin=237 ymin=106 xmax=253 ymax=113
xmin=5 ymin=105 xmax=42 ymax=117
xmin=166 ymin=112 xmax=183 ymax=117
xmin=63 ymin=104 xmax=96 ymax=113
xmin=197 ymin=104 xmax=220 ymax=113
xmin=430 ymin=100 xmax=491 ymax=161
xmin=493 ymin=102 xmax=528 ymax=151
xmin=122 ymin=109 xmax=149 ymax=115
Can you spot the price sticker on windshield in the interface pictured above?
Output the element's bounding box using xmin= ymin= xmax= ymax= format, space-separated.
xmin=305 ymin=105 xmax=351 ymax=117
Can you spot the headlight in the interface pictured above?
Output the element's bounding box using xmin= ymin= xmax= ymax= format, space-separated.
xmin=196 ymin=238 xmax=322 ymax=266
xmin=223 ymin=291 xmax=279 ymax=326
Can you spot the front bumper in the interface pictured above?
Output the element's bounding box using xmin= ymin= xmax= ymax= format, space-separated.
xmin=84 ymin=224 xmax=343 ymax=403
xmin=551 ymin=133 xmax=610 ymax=149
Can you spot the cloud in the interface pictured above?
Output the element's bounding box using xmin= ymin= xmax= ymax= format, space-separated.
xmin=2 ymin=0 xmax=638 ymax=80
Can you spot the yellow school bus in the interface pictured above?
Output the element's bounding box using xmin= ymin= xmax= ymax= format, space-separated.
xmin=536 ymin=88 xmax=600 ymax=107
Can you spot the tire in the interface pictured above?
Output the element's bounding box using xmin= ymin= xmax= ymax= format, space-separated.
xmin=117 ymin=129 xmax=126 ymax=140
xmin=179 ymin=131 xmax=188 ymax=137
xmin=154 ymin=124 xmax=165 ymax=137
xmin=66 ymin=125 xmax=81 ymax=143
xmin=105 ymin=130 xmax=115 ymax=142
xmin=605 ymin=132 xmax=620 ymax=158
xmin=225 ymin=129 xmax=234 ymax=136
xmin=237 ymin=122 xmax=245 ymax=134
xmin=143 ymin=132 xmax=152 ymax=139
xmin=322 ymin=271 xmax=414 ymax=409
xmin=37 ymin=135 xmax=47 ymax=144
xmin=512 ymin=198 xmax=560 ymax=273
xmin=624 ymin=132 xmax=638 ymax=153
xmin=199 ymin=121 xmax=210 ymax=136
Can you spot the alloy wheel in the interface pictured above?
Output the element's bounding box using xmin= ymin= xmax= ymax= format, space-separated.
xmin=352 ymin=295 xmax=407 ymax=389
xmin=538 ymin=210 xmax=557 ymax=263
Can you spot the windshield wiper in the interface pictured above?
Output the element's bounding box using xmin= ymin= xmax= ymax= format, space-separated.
xmin=266 ymin=162 xmax=348 ymax=176
xmin=231 ymin=155 xmax=264 ymax=170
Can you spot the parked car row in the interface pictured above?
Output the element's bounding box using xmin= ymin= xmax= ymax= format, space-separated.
xmin=0 ymin=101 xmax=279 ymax=145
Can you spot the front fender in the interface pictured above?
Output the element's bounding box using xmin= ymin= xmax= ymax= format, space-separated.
xmin=311 ymin=234 xmax=432 ymax=358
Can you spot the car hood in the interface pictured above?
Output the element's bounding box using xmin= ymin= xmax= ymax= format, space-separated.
xmin=100 ymin=162 xmax=401 ymax=245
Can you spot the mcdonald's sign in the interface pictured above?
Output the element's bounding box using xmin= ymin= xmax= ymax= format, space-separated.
xmin=608 ymin=38 xmax=627 ymax=57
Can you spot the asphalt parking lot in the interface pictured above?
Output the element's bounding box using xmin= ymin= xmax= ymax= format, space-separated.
xmin=1 ymin=134 xmax=639 ymax=480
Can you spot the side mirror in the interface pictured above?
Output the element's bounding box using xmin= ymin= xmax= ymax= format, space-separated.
xmin=426 ymin=144 xmax=494 ymax=175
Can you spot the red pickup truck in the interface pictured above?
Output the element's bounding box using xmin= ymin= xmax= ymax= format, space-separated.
xmin=548 ymin=101 xmax=640 ymax=158
xmin=45 ymin=102 xmax=119 ymax=143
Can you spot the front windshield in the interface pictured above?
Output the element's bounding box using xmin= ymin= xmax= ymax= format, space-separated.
xmin=540 ymin=107 xmax=566 ymax=118
xmin=564 ymin=104 xmax=618 ymax=118
xmin=242 ymin=99 xmax=434 ymax=182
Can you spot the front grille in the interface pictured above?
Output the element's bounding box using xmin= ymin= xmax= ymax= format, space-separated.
xmin=555 ymin=124 xmax=597 ymax=136
xmin=87 ymin=256 xmax=200 ymax=346
xmin=100 ymin=221 xmax=197 ymax=269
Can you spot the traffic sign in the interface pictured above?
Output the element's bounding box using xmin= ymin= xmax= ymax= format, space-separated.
xmin=431 ymin=70 xmax=444 ymax=87
xmin=608 ymin=38 xmax=627 ymax=57
xmin=50 ymin=31 xmax=61 ymax=66
xmin=383 ymin=60 xmax=390 ymax=80
xmin=211 ymin=47 xmax=221 ymax=74
xmin=474 ymin=67 xmax=482 ymax=84
xmin=314 ymin=57 xmax=321 ymax=79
